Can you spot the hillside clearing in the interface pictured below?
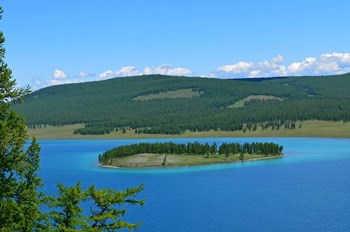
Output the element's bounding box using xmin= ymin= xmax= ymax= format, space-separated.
xmin=133 ymin=88 xmax=203 ymax=101
xmin=228 ymin=95 xmax=283 ymax=108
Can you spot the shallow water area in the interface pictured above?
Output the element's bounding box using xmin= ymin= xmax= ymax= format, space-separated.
xmin=38 ymin=137 xmax=350 ymax=231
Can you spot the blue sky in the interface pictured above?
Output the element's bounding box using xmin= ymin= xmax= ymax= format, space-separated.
xmin=1 ymin=0 xmax=350 ymax=89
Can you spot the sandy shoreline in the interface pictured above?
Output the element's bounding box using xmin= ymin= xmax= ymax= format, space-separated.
xmin=98 ymin=155 xmax=283 ymax=169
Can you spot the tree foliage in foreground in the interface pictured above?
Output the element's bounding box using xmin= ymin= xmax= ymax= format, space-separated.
xmin=0 ymin=7 xmax=143 ymax=231
xmin=99 ymin=142 xmax=283 ymax=165
xmin=0 ymin=6 xmax=42 ymax=230
xmin=49 ymin=182 xmax=144 ymax=231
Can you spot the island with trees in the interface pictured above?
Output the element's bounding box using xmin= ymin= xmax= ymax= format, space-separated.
xmin=99 ymin=142 xmax=284 ymax=168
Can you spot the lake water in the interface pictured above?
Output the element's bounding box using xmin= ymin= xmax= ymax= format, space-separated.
xmin=38 ymin=138 xmax=350 ymax=231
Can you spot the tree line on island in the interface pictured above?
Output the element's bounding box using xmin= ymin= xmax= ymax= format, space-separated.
xmin=99 ymin=141 xmax=283 ymax=165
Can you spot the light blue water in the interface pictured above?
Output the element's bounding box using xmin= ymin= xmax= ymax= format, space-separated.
xmin=38 ymin=138 xmax=350 ymax=231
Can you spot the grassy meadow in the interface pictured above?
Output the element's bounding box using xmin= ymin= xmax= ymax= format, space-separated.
xmin=27 ymin=120 xmax=350 ymax=139
xmin=133 ymin=88 xmax=203 ymax=101
xmin=228 ymin=95 xmax=283 ymax=108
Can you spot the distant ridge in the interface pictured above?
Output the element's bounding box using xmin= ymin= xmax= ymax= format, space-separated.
xmin=232 ymin=76 xmax=291 ymax=82
xmin=16 ymin=73 xmax=350 ymax=135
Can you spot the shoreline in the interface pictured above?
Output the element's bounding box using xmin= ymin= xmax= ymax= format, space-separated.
xmin=27 ymin=121 xmax=350 ymax=139
xmin=98 ymin=155 xmax=283 ymax=169
xmin=32 ymin=135 xmax=350 ymax=141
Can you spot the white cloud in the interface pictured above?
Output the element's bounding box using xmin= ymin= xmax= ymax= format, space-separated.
xmin=99 ymin=64 xmax=192 ymax=79
xmin=48 ymin=79 xmax=72 ymax=86
xmin=115 ymin=66 xmax=140 ymax=77
xmin=44 ymin=64 xmax=192 ymax=88
xmin=51 ymin=69 xmax=67 ymax=80
xmin=249 ymin=70 xmax=261 ymax=77
xmin=287 ymin=57 xmax=317 ymax=74
xmin=321 ymin=52 xmax=350 ymax=64
xmin=143 ymin=64 xmax=192 ymax=76
xmin=317 ymin=53 xmax=350 ymax=74
xmin=79 ymin=71 xmax=89 ymax=77
xmin=48 ymin=69 xmax=72 ymax=86
xmin=218 ymin=61 xmax=253 ymax=73
xmin=214 ymin=56 xmax=287 ymax=78
xmin=213 ymin=53 xmax=350 ymax=78
xmin=99 ymin=66 xmax=141 ymax=79
xmin=99 ymin=70 xmax=115 ymax=79
xmin=272 ymin=55 xmax=284 ymax=63
xmin=168 ymin=67 xmax=192 ymax=75
xmin=39 ymin=54 xmax=350 ymax=89
xmin=48 ymin=69 xmax=92 ymax=86
xmin=77 ymin=71 xmax=96 ymax=78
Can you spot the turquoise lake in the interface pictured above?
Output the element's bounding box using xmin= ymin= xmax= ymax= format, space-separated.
xmin=38 ymin=138 xmax=350 ymax=231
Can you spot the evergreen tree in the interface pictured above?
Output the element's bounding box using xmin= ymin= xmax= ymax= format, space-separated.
xmin=50 ymin=182 xmax=87 ymax=230
xmin=0 ymin=7 xmax=144 ymax=231
xmin=86 ymin=184 xmax=144 ymax=231
xmin=0 ymin=6 xmax=44 ymax=230
xmin=210 ymin=142 xmax=217 ymax=155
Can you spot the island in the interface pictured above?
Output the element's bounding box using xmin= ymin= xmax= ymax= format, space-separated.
xmin=99 ymin=142 xmax=283 ymax=168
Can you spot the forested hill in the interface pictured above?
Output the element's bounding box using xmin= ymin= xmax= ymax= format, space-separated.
xmin=15 ymin=73 xmax=350 ymax=135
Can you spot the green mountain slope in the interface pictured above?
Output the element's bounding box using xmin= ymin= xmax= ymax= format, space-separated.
xmin=15 ymin=74 xmax=350 ymax=135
